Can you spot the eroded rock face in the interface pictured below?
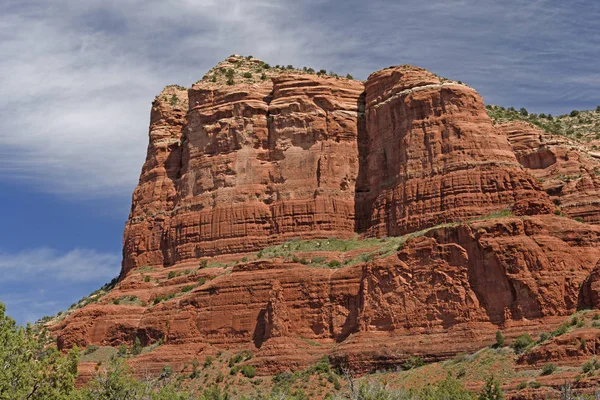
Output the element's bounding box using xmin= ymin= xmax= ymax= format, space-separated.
xmin=50 ymin=57 xmax=600 ymax=384
xmin=357 ymin=66 xmax=547 ymax=236
xmin=123 ymin=61 xmax=553 ymax=273
xmin=500 ymin=121 xmax=600 ymax=224
xmin=123 ymin=71 xmax=364 ymax=274
xmin=52 ymin=215 xmax=600 ymax=374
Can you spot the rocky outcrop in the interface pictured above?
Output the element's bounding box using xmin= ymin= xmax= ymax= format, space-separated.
xmin=123 ymin=58 xmax=553 ymax=274
xmin=53 ymin=215 xmax=600 ymax=375
xmin=356 ymin=66 xmax=547 ymax=236
xmin=49 ymin=57 xmax=600 ymax=393
xmin=500 ymin=121 xmax=600 ymax=224
xmin=123 ymin=65 xmax=365 ymax=274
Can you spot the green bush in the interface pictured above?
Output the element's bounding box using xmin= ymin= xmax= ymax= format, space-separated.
xmin=552 ymin=323 xmax=569 ymax=337
xmin=511 ymin=333 xmax=534 ymax=353
xmin=570 ymin=110 xmax=580 ymax=117
xmin=181 ymin=285 xmax=194 ymax=293
xmin=199 ymin=259 xmax=208 ymax=269
xmin=495 ymin=330 xmax=504 ymax=348
xmin=346 ymin=74 xmax=353 ymax=79
xmin=529 ymin=381 xmax=541 ymax=388
xmin=226 ymin=77 xmax=234 ymax=85
xmin=517 ymin=382 xmax=527 ymax=390
xmin=241 ymin=365 xmax=256 ymax=378
xmin=402 ymin=355 xmax=424 ymax=370
xmin=538 ymin=332 xmax=550 ymax=343
xmin=541 ymin=363 xmax=556 ymax=375
xmin=328 ymin=260 xmax=341 ymax=268
xmin=479 ymin=375 xmax=504 ymax=400
xmin=144 ymin=275 xmax=150 ymax=282
xmin=167 ymin=271 xmax=176 ymax=279
xmin=242 ymin=72 xmax=252 ymax=79
xmin=131 ymin=337 xmax=142 ymax=356
xmin=203 ymin=356 xmax=213 ymax=368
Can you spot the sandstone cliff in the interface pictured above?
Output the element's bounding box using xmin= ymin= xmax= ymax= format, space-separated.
xmin=122 ymin=56 xmax=550 ymax=274
xmin=48 ymin=56 xmax=600 ymax=397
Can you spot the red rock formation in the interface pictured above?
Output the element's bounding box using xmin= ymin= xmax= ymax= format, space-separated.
xmin=357 ymin=66 xmax=547 ymax=236
xmin=52 ymin=215 xmax=600 ymax=375
xmin=49 ymin=57 xmax=600 ymax=394
xmin=123 ymin=60 xmax=553 ymax=274
xmin=500 ymin=121 xmax=600 ymax=224
xmin=123 ymin=64 xmax=365 ymax=274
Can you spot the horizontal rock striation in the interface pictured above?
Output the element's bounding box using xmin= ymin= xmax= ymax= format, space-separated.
xmin=53 ymin=215 xmax=600 ymax=373
xmin=123 ymin=58 xmax=552 ymax=273
xmin=500 ymin=121 xmax=600 ymax=224
xmin=48 ymin=57 xmax=600 ymax=388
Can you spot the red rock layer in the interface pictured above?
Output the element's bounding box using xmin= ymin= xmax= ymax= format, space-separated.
xmin=356 ymin=66 xmax=547 ymax=236
xmin=499 ymin=121 xmax=600 ymax=224
xmin=123 ymin=73 xmax=365 ymax=273
xmin=123 ymin=63 xmax=555 ymax=274
xmin=53 ymin=215 xmax=600 ymax=374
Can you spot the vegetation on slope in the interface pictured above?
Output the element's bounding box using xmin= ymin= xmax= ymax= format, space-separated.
xmin=486 ymin=104 xmax=600 ymax=142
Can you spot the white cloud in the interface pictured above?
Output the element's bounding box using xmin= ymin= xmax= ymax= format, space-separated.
xmin=0 ymin=247 xmax=120 ymax=282
xmin=0 ymin=0 xmax=598 ymax=199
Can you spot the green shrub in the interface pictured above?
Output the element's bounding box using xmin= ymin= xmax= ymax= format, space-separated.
xmin=328 ymin=260 xmax=341 ymax=268
xmin=529 ymin=381 xmax=541 ymax=388
xmin=226 ymin=77 xmax=234 ymax=85
xmin=346 ymin=74 xmax=353 ymax=79
xmin=517 ymin=382 xmax=527 ymax=390
xmin=199 ymin=259 xmax=208 ymax=269
xmin=495 ymin=330 xmax=504 ymax=348
xmin=570 ymin=110 xmax=580 ymax=117
xmin=198 ymin=277 xmax=206 ymax=286
xmin=242 ymin=72 xmax=252 ymax=79
xmin=131 ymin=337 xmax=142 ymax=356
xmin=241 ymin=365 xmax=256 ymax=378
xmin=229 ymin=353 xmax=244 ymax=367
xmin=511 ymin=333 xmax=534 ymax=353
xmin=541 ymin=363 xmax=556 ymax=375
xmin=167 ymin=271 xmax=176 ymax=279
xmin=538 ymin=332 xmax=550 ymax=343
xmin=479 ymin=375 xmax=504 ymax=400
xmin=203 ymin=356 xmax=213 ymax=368
xmin=144 ymin=275 xmax=150 ymax=282
xmin=181 ymin=285 xmax=194 ymax=293
xmin=552 ymin=323 xmax=569 ymax=337
xmin=160 ymin=364 xmax=173 ymax=378
xmin=402 ymin=355 xmax=424 ymax=370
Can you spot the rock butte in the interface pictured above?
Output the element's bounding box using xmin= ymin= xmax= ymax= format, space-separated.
xmin=49 ymin=55 xmax=600 ymax=396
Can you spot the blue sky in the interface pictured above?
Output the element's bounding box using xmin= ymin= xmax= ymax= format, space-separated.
xmin=0 ymin=0 xmax=599 ymax=324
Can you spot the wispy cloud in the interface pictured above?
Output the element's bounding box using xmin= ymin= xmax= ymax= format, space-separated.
xmin=0 ymin=247 xmax=120 ymax=324
xmin=0 ymin=0 xmax=598 ymax=200
xmin=0 ymin=247 xmax=119 ymax=282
